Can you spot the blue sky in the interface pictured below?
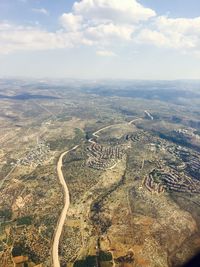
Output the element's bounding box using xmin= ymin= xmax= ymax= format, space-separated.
xmin=141 ymin=0 xmax=200 ymax=18
xmin=0 ymin=0 xmax=200 ymax=79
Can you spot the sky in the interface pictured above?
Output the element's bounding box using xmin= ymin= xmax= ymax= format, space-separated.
xmin=0 ymin=0 xmax=200 ymax=80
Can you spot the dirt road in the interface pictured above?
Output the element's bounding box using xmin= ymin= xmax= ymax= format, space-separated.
xmin=52 ymin=117 xmax=142 ymax=266
xmin=52 ymin=145 xmax=79 ymax=267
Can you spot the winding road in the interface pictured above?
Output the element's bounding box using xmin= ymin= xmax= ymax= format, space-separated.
xmin=52 ymin=117 xmax=142 ymax=266
xmin=88 ymin=124 xmax=115 ymax=144
xmin=52 ymin=145 xmax=79 ymax=267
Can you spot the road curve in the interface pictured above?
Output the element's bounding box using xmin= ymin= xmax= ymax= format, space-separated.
xmin=52 ymin=145 xmax=79 ymax=267
xmin=52 ymin=118 xmax=141 ymax=266
xmin=128 ymin=117 xmax=141 ymax=125
xmin=89 ymin=119 xmax=141 ymax=144
xmin=88 ymin=124 xmax=119 ymax=144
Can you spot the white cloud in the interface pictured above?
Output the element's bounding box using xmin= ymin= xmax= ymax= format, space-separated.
xmin=136 ymin=16 xmax=200 ymax=52
xmin=0 ymin=23 xmax=77 ymax=54
xmin=0 ymin=0 xmax=157 ymax=54
xmin=60 ymin=13 xmax=83 ymax=31
xmin=137 ymin=29 xmax=171 ymax=47
xmin=156 ymin=16 xmax=200 ymax=34
xmin=1 ymin=0 xmax=200 ymax=56
xmin=155 ymin=16 xmax=200 ymax=50
xmin=85 ymin=23 xmax=134 ymax=41
xmin=73 ymin=0 xmax=156 ymax=23
xmin=32 ymin=8 xmax=49 ymax=15
xmin=58 ymin=0 xmax=155 ymax=51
